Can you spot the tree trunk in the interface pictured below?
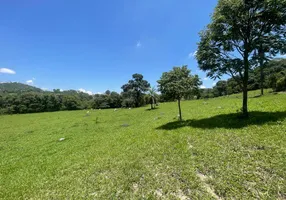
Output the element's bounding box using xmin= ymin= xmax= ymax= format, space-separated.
xmin=260 ymin=66 xmax=264 ymax=96
xmin=152 ymin=97 xmax=155 ymax=109
xmin=242 ymin=52 xmax=249 ymax=118
xmin=178 ymin=98 xmax=182 ymax=121
xmin=242 ymin=84 xmax=248 ymax=117
xmin=259 ymin=50 xmax=264 ymax=96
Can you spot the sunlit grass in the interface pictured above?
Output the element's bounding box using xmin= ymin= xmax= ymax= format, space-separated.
xmin=1 ymin=90 xmax=286 ymax=199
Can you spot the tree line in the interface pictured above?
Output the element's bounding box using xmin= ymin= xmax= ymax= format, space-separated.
xmin=0 ymin=74 xmax=155 ymax=114
xmin=1 ymin=0 xmax=286 ymax=119
xmin=200 ymin=58 xmax=286 ymax=98
xmin=1 ymin=57 xmax=285 ymax=115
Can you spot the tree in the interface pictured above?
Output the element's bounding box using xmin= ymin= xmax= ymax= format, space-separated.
xmin=105 ymin=90 xmax=111 ymax=95
xmin=147 ymin=86 xmax=158 ymax=109
xmin=213 ymin=80 xmax=228 ymax=97
xmin=253 ymin=34 xmax=286 ymax=95
xmin=157 ymin=65 xmax=201 ymax=121
xmin=196 ymin=0 xmax=286 ymax=117
xmin=53 ymin=89 xmax=62 ymax=93
xmin=121 ymin=73 xmax=150 ymax=107
xmin=62 ymin=96 xmax=81 ymax=110
xmin=265 ymin=59 xmax=286 ymax=91
xmin=109 ymin=91 xmax=122 ymax=108
xmin=199 ymin=88 xmax=215 ymax=99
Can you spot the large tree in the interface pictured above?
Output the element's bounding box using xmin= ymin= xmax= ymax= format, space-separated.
xmin=157 ymin=65 xmax=201 ymax=121
xmin=121 ymin=73 xmax=150 ymax=107
xmin=196 ymin=0 xmax=286 ymax=117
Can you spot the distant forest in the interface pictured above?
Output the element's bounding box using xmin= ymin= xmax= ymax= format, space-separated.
xmin=0 ymin=58 xmax=285 ymax=114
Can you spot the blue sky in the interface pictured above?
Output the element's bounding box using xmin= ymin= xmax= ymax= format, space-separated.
xmin=0 ymin=0 xmax=219 ymax=93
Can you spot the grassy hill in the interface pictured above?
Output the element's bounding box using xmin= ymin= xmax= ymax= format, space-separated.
xmin=0 ymin=90 xmax=285 ymax=199
xmin=0 ymin=82 xmax=43 ymax=93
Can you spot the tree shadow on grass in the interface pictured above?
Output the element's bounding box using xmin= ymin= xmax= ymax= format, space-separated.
xmin=145 ymin=107 xmax=159 ymax=111
xmin=156 ymin=111 xmax=286 ymax=130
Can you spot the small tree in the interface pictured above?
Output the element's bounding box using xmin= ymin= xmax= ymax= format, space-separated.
xmin=157 ymin=65 xmax=201 ymax=121
xmin=147 ymin=86 xmax=158 ymax=109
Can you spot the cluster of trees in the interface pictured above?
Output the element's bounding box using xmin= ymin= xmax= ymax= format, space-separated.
xmin=1 ymin=56 xmax=285 ymax=115
xmin=121 ymin=73 xmax=151 ymax=108
xmin=0 ymin=73 xmax=158 ymax=114
xmin=199 ymin=58 xmax=286 ymax=98
xmin=264 ymin=59 xmax=286 ymax=92
xmin=0 ymin=89 xmax=92 ymax=114
xmin=0 ymin=82 xmax=43 ymax=93
xmin=196 ymin=0 xmax=286 ymax=117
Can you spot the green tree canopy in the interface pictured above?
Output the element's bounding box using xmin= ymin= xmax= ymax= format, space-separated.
xmin=196 ymin=0 xmax=286 ymax=117
xmin=121 ymin=73 xmax=150 ymax=107
xmin=147 ymin=86 xmax=158 ymax=109
xmin=157 ymin=65 xmax=201 ymax=121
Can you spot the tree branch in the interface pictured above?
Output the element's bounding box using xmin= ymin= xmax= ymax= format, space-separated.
xmin=227 ymin=68 xmax=243 ymax=89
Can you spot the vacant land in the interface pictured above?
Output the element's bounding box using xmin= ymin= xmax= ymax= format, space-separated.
xmin=1 ymin=91 xmax=286 ymax=199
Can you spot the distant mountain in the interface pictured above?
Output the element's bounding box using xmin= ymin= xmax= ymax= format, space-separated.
xmin=0 ymin=82 xmax=43 ymax=93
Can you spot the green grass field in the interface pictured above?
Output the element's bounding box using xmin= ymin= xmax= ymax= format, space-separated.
xmin=1 ymin=90 xmax=286 ymax=199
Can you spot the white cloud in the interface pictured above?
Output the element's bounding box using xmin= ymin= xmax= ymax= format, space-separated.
xmin=41 ymin=88 xmax=50 ymax=91
xmin=26 ymin=80 xmax=34 ymax=85
xmin=0 ymin=68 xmax=16 ymax=74
xmin=60 ymin=89 xmax=64 ymax=92
xmin=195 ymin=69 xmax=201 ymax=74
xmin=200 ymin=85 xmax=206 ymax=89
xmin=79 ymin=88 xmax=93 ymax=95
xmin=212 ymin=82 xmax=217 ymax=86
xmin=188 ymin=51 xmax=197 ymax=58
xmin=203 ymin=77 xmax=209 ymax=81
xmin=280 ymin=54 xmax=286 ymax=58
xmin=136 ymin=41 xmax=141 ymax=48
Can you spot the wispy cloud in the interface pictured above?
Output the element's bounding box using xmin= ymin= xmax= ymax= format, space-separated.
xmin=188 ymin=51 xmax=197 ymax=58
xmin=26 ymin=80 xmax=34 ymax=85
xmin=79 ymin=88 xmax=93 ymax=95
xmin=200 ymin=85 xmax=206 ymax=89
xmin=0 ymin=68 xmax=16 ymax=74
xmin=212 ymin=82 xmax=217 ymax=87
xmin=41 ymin=87 xmax=50 ymax=91
xmin=203 ymin=77 xmax=209 ymax=81
xmin=136 ymin=41 xmax=141 ymax=48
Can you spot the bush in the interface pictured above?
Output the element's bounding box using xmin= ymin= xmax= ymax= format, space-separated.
xmin=276 ymin=77 xmax=286 ymax=92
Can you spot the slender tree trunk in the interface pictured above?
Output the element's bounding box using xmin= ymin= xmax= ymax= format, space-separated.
xmin=242 ymin=84 xmax=248 ymax=117
xmin=260 ymin=66 xmax=264 ymax=95
xmin=259 ymin=50 xmax=264 ymax=96
xmin=178 ymin=98 xmax=182 ymax=121
xmin=242 ymin=52 xmax=249 ymax=118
